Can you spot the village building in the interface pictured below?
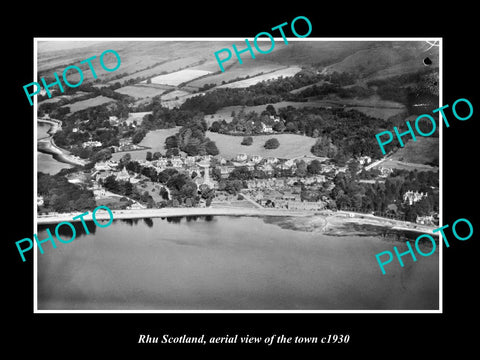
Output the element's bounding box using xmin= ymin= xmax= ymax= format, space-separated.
xmin=358 ymin=156 xmax=372 ymax=165
xmin=403 ymin=190 xmax=428 ymax=205
xmin=265 ymin=157 xmax=278 ymax=164
xmin=82 ymin=140 xmax=102 ymax=148
xmin=416 ymin=215 xmax=435 ymax=225
xmin=115 ymin=166 xmax=131 ymax=182
xmin=250 ymin=155 xmax=262 ymax=163
xmin=378 ymin=166 xmax=394 ymax=178
xmin=170 ymin=157 xmax=184 ymax=168
xmin=185 ymin=156 xmax=197 ymax=166
xmin=260 ymin=163 xmax=274 ymax=176
xmin=219 ymin=165 xmax=235 ymax=178
xmin=119 ymin=138 xmax=132 ymax=147
xmin=236 ymin=153 xmax=248 ymax=162
xmin=261 ymin=123 xmax=273 ymax=133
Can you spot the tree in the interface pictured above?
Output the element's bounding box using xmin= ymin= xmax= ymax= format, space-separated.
xmin=210 ymin=121 xmax=221 ymax=132
xmin=295 ymin=160 xmax=307 ymax=177
xmin=205 ymin=140 xmax=219 ymax=156
xmin=160 ymin=187 xmax=170 ymax=200
xmin=90 ymin=148 xmax=112 ymax=163
xmin=152 ymin=151 xmax=162 ymax=160
xmin=307 ymin=159 xmax=322 ymax=175
xmin=241 ymin=136 xmax=253 ymax=146
xmin=165 ymin=135 xmax=178 ymax=149
xmin=132 ymin=129 xmax=147 ymax=144
xmin=264 ymin=138 xmax=280 ymax=149
xmin=166 ymin=147 xmax=179 ymax=157
xmin=103 ymin=175 xmax=119 ymax=192
xmin=273 ymin=121 xmax=285 ymax=132
xmin=146 ymin=151 xmax=152 ymax=161
xmin=265 ymin=104 xmax=277 ymax=116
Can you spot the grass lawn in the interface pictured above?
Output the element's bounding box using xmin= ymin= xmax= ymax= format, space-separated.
xmin=95 ymin=196 xmax=131 ymax=210
xmin=205 ymin=132 xmax=319 ymax=160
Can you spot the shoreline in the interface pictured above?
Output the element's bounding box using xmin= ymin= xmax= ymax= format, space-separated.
xmin=37 ymin=207 xmax=437 ymax=236
xmin=38 ymin=119 xmax=86 ymax=167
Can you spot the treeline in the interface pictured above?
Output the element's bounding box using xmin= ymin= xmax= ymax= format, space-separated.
xmin=142 ymin=105 xmax=204 ymax=129
xmin=277 ymin=106 xmax=389 ymax=159
xmin=37 ymin=172 xmax=96 ymax=212
xmin=38 ymin=81 xmax=133 ymax=119
xmin=180 ymin=70 xmax=357 ymax=114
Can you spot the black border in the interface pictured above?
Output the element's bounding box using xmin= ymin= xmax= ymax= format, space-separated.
xmin=6 ymin=5 xmax=478 ymax=355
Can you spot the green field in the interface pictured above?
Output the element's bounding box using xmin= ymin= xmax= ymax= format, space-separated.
xmin=377 ymin=159 xmax=438 ymax=172
xmin=205 ymin=132 xmax=319 ymax=159
xmin=114 ymin=84 xmax=168 ymax=99
xmin=188 ymin=61 xmax=287 ymax=88
xmin=389 ymin=136 xmax=439 ymax=165
xmin=111 ymin=128 xmax=318 ymax=161
xmin=61 ymin=95 xmax=116 ymax=113
xmin=111 ymin=127 xmax=181 ymax=161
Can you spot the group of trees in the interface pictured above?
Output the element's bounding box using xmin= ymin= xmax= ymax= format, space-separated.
xmin=180 ymin=70 xmax=360 ymax=115
xmin=264 ymin=138 xmax=280 ymax=149
xmin=209 ymin=105 xmax=286 ymax=135
xmin=276 ymin=106 xmax=389 ymax=159
xmin=330 ymin=167 xmax=439 ymax=220
xmin=37 ymin=172 xmax=96 ymax=212
xmin=165 ymin=120 xmax=219 ymax=156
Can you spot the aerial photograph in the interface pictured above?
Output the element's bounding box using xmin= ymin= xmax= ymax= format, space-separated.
xmin=35 ymin=39 xmax=440 ymax=311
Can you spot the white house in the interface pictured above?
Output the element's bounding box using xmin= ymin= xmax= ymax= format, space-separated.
xmin=261 ymin=123 xmax=273 ymax=133
xmin=250 ymin=155 xmax=262 ymax=163
xmin=236 ymin=153 xmax=248 ymax=162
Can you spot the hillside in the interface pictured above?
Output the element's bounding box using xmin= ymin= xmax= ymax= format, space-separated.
xmin=389 ymin=137 xmax=439 ymax=166
xmin=324 ymin=42 xmax=439 ymax=79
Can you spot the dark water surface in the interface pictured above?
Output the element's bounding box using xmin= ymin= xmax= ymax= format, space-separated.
xmin=37 ymin=216 xmax=439 ymax=310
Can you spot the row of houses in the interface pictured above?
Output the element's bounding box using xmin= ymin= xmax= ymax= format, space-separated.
xmin=245 ymin=175 xmax=327 ymax=190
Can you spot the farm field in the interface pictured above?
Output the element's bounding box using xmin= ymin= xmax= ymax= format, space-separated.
xmin=160 ymin=90 xmax=191 ymax=101
xmin=149 ymin=69 xmax=213 ymax=86
xmin=389 ymin=136 xmax=439 ymax=165
xmin=289 ymin=80 xmax=329 ymax=94
xmin=111 ymin=127 xmax=181 ymax=162
xmin=187 ymin=62 xmax=287 ymax=88
xmin=207 ymin=100 xmax=339 ymax=125
xmin=125 ymin=111 xmax=152 ymax=125
xmin=375 ymin=159 xmax=438 ymax=172
xmin=161 ymin=93 xmax=202 ymax=109
xmin=114 ymin=84 xmax=168 ymax=99
xmin=39 ymin=91 xmax=90 ymax=105
xmin=215 ymin=66 xmax=302 ymax=88
xmin=61 ymin=95 xmax=115 ymax=113
xmin=344 ymin=106 xmax=405 ymax=120
xmin=113 ymin=57 xmax=207 ymax=85
xmin=205 ymin=132 xmax=319 ymax=160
